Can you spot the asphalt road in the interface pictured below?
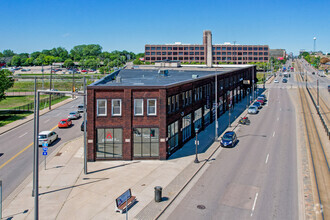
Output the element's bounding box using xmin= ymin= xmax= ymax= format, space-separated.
xmin=166 ymin=80 xmax=298 ymax=219
xmin=0 ymin=97 xmax=84 ymax=200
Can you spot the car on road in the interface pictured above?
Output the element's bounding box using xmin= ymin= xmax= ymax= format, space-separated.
xmin=312 ymin=72 xmax=315 ymax=75
xmin=220 ymin=131 xmax=238 ymax=148
xmin=68 ymin=111 xmax=80 ymax=119
xmin=58 ymin=118 xmax=72 ymax=128
xmin=248 ymin=106 xmax=258 ymax=114
xmin=81 ymin=120 xmax=87 ymax=131
xmin=81 ymin=69 xmax=88 ymax=73
xmin=282 ymin=78 xmax=288 ymax=83
xmin=38 ymin=131 xmax=58 ymax=146
xmin=274 ymin=79 xmax=279 ymax=83
xmin=259 ymin=94 xmax=267 ymax=101
xmin=252 ymin=102 xmax=262 ymax=109
xmin=77 ymin=104 xmax=84 ymax=113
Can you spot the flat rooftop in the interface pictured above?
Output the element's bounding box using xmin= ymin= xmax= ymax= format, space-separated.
xmin=90 ymin=65 xmax=253 ymax=87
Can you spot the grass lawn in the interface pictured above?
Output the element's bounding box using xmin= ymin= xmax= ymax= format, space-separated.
xmin=0 ymin=112 xmax=32 ymax=127
xmin=0 ymin=95 xmax=48 ymax=109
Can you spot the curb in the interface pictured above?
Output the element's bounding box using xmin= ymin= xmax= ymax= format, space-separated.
xmin=0 ymin=97 xmax=76 ymax=136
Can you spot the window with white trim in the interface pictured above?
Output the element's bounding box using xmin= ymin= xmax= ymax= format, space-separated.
xmin=112 ymin=99 xmax=122 ymax=116
xmin=134 ymin=99 xmax=143 ymax=116
xmin=147 ymin=99 xmax=157 ymax=115
xmin=97 ymin=99 xmax=107 ymax=116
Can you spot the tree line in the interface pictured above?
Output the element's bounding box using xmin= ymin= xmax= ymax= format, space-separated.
xmin=0 ymin=45 xmax=139 ymax=70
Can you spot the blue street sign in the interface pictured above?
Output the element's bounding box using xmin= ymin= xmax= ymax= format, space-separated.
xmin=42 ymin=142 xmax=48 ymax=147
xmin=42 ymin=147 xmax=48 ymax=152
xmin=42 ymin=152 xmax=47 ymax=156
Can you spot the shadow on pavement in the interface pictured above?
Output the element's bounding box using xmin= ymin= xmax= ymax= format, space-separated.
xmin=87 ymin=161 xmax=141 ymax=175
xmin=39 ymin=178 xmax=109 ymax=196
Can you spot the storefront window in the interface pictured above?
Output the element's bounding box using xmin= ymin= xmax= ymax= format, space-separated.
xmin=182 ymin=114 xmax=191 ymax=142
xmin=194 ymin=108 xmax=202 ymax=130
xmin=167 ymin=121 xmax=178 ymax=151
xmin=133 ymin=128 xmax=159 ymax=157
xmin=96 ymin=128 xmax=122 ymax=158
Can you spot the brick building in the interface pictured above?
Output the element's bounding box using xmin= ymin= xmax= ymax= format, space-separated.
xmin=145 ymin=30 xmax=269 ymax=66
xmin=87 ymin=65 xmax=256 ymax=161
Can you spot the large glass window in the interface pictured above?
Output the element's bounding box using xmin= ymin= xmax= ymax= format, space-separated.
xmin=134 ymin=99 xmax=143 ymax=116
xmin=112 ymin=99 xmax=122 ymax=116
xmin=97 ymin=99 xmax=107 ymax=116
xmin=168 ymin=121 xmax=179 ymax=151
xmin=204 ymin=105 xmax=210 ymax=126
xmin=133 ymin=128 xmax=159 ymax=157
xmin=96 ymin=128 xmax=122 ymax=158
xmin=194 ymin=108 xmax=202 ymax=130
xmin=147 ymin=99 xmax=157 ymax=115
xmin=182 ymin=114 xmax=192 ymax=142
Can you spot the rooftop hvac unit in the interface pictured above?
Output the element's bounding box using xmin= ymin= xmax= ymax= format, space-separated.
xmin=158 ymin=69 xmax=169 ymax=77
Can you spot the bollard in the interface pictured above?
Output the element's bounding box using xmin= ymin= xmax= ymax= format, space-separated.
xmin=154 ymin=186 xmax=162 ymax=202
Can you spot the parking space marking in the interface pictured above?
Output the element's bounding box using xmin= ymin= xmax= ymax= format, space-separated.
xmin=250 ymin=192 xmax=259 ymax=216
xmin=265 ymin=154 xmax=269 ymax=164
xmin=18 ymin=132 xmax=28 ymax=138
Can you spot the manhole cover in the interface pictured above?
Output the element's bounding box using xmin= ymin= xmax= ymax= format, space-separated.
xmin=197 ymin=205 xmax=206 ymax=210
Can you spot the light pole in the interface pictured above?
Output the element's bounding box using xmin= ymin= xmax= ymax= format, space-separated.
xmin=194 ymin=128 xmax=199 ymax=163
xmin=313 ymin=37 xmax=316 ymax=53
xmin=228 ymin=103 xmax=231 ymax=127
xmin=49 ymin=64 xmax=52 ymax=110
xmin=317 ymin=79 xmax=319 ymax=109
xmin=215 ymin=70 xmax=218 ymax=140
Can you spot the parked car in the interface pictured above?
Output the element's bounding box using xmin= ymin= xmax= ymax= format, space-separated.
xmin=259 ymin=94 xmax=267 ymax=101
xmin=81 ymin=69 xmax=88 ymax=73
xmin=256 ymin=97 xmax=265 ymax=105
xmin=274 ymin=79 xmax=279 ymax=83
xmin=68 ymin=111 xmax=80 ymax=119
xmin=312 ymin=72 xmax=315 ymax=75
xmin=38 ymin=131 xmax=58 ymax=146
xmin=77 ymin=104 xmax=84 ymax=113
xmin=253 ymin=102 xmax=262 ymax=109
xmin=58 ymin=118 xmax=72 ymax=128
xmin=248 ymin=106 xmax=258 ymax=114
xmin=220 ymin=131 xmax=238 ymax=147
xmin=282 ymin=78 xmax=288 ymax=83
xmin=81 ymin=120 xmax=87 ymax=131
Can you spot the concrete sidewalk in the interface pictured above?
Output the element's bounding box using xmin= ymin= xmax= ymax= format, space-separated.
xmin=0 ymin=96 xmax=76 ymax=136
xmin=2 ymin=91 xmax=263 ymax=220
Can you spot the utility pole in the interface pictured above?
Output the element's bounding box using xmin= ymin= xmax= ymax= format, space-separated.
xmin=83 ymin=77 xmax=87 ymax=174
xmin=72 ymin=69 xmax=75 ymax=99
xmin=33 ymin=91 xmax=40 ymax=220
xmin=32 ymin=77 xmax=36 ymax=197
xmin=41 ymin=64 xmax=44 ymax=90
xmin=49 ymin=64 xmax=52 ymax=110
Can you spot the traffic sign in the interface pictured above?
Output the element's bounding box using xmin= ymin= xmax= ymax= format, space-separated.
xmin=42 ymin=152 xmax=48 ymax=156
xmin=42 ymin=142 xmax=48 ymax=147
xmin=42 ymin=147 xmax=48 ymax=152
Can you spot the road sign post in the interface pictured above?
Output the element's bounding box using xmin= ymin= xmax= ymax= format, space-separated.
xmin=0 ymin=180 xmax=2 ymax=219
xmin=42 ymin=144 xmax=48 ymax=170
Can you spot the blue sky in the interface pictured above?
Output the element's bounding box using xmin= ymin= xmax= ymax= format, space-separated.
xmin=1 ymin=0 xmax=329 ymax=55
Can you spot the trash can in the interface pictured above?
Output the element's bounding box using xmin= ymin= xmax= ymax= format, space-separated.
xmin=154 ymin=186 xmax=162 ymax=202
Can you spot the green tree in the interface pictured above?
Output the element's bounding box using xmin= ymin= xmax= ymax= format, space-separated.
xmin=0 ymin=52 xmax=3 ymax=57
xmin=0 ymin=69 xmax=14 ymax=101
xmin=64 ymin=58 xmax=74 ymax=67
xmin=3 ymin=49 xmax=15 ymax=57
xmin=11 ymin=55 xmax=21 ymax=66
xmin=24 ymin=58 xmax=34 ymax=66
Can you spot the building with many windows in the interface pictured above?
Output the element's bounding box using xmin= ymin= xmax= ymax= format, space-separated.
xmin=144 ymin=30 xmax=269 ymax=66
xmin=87 ymin=65 xmax=256 ymax=161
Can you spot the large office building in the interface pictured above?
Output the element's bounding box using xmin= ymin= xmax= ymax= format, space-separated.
xmin=145 ymin=31 xmax=269 ymax=66
xmin=87 ymin=65 xmax=256 ymax=161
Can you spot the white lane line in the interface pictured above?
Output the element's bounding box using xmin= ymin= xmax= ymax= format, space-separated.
xmin=44 ymin=119 xmax=50 ymax=123
xmin=277 ymin=117 xmax=279 ymax=121
xmin=251 ymin=192 xmax=259 ymax=216
xmin=19 ymin=132 xmax=28 ymax=138
xmin=265 ymin=154 xmax=269 ymax=164
xmin=273 ymin=131 xmax=275 ymax=137
xmin=280 ymin=108 xmax=282 ymax=111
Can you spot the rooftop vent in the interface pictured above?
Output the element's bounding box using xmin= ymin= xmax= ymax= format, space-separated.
xmin=192 ymin=74 xmax=199 ymax=79
xmin=116 ymin=76 xmax=122 ymax=83
xmin=158 ymin=69 xmax=169 ymax=77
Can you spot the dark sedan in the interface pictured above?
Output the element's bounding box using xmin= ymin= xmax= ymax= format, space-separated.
xmin=220 ymin=131 xmax=238 ymax=148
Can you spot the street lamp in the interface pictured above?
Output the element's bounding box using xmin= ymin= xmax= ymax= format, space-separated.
xmin=194 ymin=127 xmax=199 ymax=163
xmin=228 ymin=103 xmax=231 ymax=127
xmin=215 ymin=69 xmax=218 ymax=141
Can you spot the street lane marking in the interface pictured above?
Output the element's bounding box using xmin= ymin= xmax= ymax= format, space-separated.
xmin=273 ymin=132 xmax=275 ymax=137
xmin=0 ymin=124 xmax=58 ymax=170
xmin=19 ymin=132 xmax=28 ymax=138
xmin=280 ymin=108 xmax=282 ymax=111
xmin=265 ymin=154 xmax=269 ymax=164
xmin=251 ymin=192 xmax=259 ymax=216
xmin=277 ymin=117 xmax=279 ymax=121
xmin=44 ymin=119 xmax=50 ymax=123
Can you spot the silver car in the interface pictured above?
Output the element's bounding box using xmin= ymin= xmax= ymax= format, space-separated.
xmin=38 ymin=131 xmax=58 ymax=146
xmin=248 ymin=106 xmax=258 ymax=114
xmin=68 ymin=111 xmax=80 ymax=119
